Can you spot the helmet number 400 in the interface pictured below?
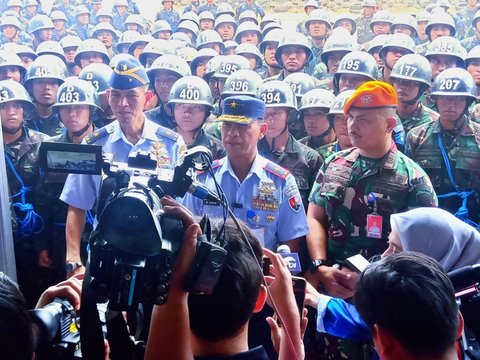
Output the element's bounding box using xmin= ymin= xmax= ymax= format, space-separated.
xmin=178 ymin=88 xmax=200 ymax=100
xmin=438 ymin=78 xmax=460 ymax=91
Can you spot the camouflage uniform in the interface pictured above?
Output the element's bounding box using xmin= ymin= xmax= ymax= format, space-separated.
xmin=397 ymin=102 xmax=439 ymax=134
xmin=235 ymin=2 xmax=265 ymax=20
xmin=145 ymin=104 xmax=175 ymax=130
xmin=26 ymin=112 xmax=64 ymax=137
xmin=296 ymin=18 xmax=309 ymax=36
xmin=5 ymin=127 xmax=49 ymax=307
xmin=52 ymin=27 xmax=78 ymax=42
xmin=204 ymin=120 xmax=222 ymax=140
xmin=258 ymin=134 xmax=322 ymax=207
xmin=69 ymin=23 xmax=94 ymax=41
xmin=197 ymin=3 xmax=217 ymax=16
xmin=309 ymin=142 xmax=437 ymax=264
xmin=298 ymin=135 xmax=332 ymax=155
xmin=355 ymin=15 xmax=374 ymax=45
xmin=51 ymin=3 xmax=75 ymax=27
xmin=183 ymin=1 xmax=199 ymax=13
xmin=461 ymin=34 xmax=480 ymax=53
xmin=190 ymin=129 xmax=226 ymax=161
xmin=156 ymin=9 xmax=180 ymax=31
xmin=317 ymin=140 xmax=341 ymax=160
xmin=113 ymin=12 xmax=131 ymax=32
xmin=460 ymin=6 xmax=479 ymax=37
xmin=306 ymin=42 xmax=323 ymax=76
xmin=0 ymin=32 xmax=32 ymax=46
xmin=405 ymin=116 xmax=480 ymax=224
xmin=415 ymin=41 xmax=430 ymax=56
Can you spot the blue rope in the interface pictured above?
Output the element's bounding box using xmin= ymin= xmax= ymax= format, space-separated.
xmin=5 ymin=152 xmax=45 ymax=238
xmin=437 ymin=134 xmax=479 ymax=230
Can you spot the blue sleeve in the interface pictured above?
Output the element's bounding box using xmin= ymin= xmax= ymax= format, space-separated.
xmin=321 ymin=298 xmax=372 ymax=341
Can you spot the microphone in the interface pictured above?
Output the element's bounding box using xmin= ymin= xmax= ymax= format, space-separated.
xmin=187 ymin=181 xmax=221 ymax=204
xmin=277 ymin=244 xmax=302 ymax=275
xmin=448 ymin=264 xmax=480 ymax=292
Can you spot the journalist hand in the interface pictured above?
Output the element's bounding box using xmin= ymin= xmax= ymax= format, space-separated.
xmin=35 ymin=275 xmax=83 ymax=311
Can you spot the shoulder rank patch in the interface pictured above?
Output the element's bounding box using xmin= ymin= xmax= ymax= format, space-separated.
xmin=84 ymin=123 xmax=114 ymax=144
xmin=211 ymin=159 xmax=223 ymax=170
xmin=156 ymin=126 xmax=179 ymax=142
xmin=263 ymin=161 xmax=290 ymax=179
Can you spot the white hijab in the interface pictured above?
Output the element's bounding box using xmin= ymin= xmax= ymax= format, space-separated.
xmin=390 ymin=208 xmax=480 ymax=272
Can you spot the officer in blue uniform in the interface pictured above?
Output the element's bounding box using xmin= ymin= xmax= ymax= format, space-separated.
xmin=60 ymin=55 xmax=185 ymax=277
xmin=182 ymin=95 xmax=309 ymax=251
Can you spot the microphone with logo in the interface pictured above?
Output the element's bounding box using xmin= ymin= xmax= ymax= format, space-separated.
xmin=276 ymin=244 xmax=302 ymax=275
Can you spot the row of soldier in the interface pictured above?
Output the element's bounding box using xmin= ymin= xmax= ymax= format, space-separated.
xmin=1 ymin=0 xmax=480 ymax=359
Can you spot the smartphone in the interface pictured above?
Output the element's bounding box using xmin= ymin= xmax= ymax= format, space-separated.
xmin=292 ymin=276 xmax=306 ymax=317
xmin=345 ymin=254 xmax=370 ymax=273
xmin=262 ymin=256 xmax=271 ymax=276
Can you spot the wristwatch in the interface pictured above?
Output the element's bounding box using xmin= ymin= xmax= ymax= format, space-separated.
xmin=66 ymin=261 xmax=83 ymax=274
xmin=309 ymin=259 xmax=330 ymax=274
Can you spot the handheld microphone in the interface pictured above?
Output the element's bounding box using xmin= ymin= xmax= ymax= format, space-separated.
xmin=187 ymin=181 xmax=221 ymax=204
xmin=448 ymin=264 xmax=480 ymax=292
xmin=277 ymin=244 xmax=302 ymax=275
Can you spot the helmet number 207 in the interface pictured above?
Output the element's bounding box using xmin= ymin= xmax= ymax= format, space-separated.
xmin=438 ymin=78 xmax=460 ymax=91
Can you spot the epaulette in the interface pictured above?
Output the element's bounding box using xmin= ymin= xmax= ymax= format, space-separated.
xmin=156 ymin=126 xmax=179 ymax=142
xmin=263 ymin=161 xmax=289 ymax=179
xmin=84 ymin=123 xmax=114 ymax=144
xmin=211 ymin=159 xmax=222 ymax=170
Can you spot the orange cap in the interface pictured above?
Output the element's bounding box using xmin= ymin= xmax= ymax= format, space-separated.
xmin=343 ymin=81 xmax=397 ymax=115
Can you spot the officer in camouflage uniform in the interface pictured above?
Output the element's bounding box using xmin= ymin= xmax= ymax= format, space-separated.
xmin=1 ymin=79 xmax=48 ymax=307
xmin=156 ymin=0 xmax=180 ymax=32
xmin=24 ymin=55 xmax=68 ymax=136
xmin=317 ymin=90 xmax=355 ymax=160
xmin=355 ymin=0 xmax=377 ymax=45
xmin=257 ymin=80 xmax=322 ymax=207
xmin=69 ymin=5 xmax=94 ymax=41
xmin=51 ymin=0 xmax=75 ymax=27
xmin=168 ymin=76 xmax=225 ymax=160
xmin=406 ymin=68 xmax=480 ymax=227
xmin=461 ymin=10 xmax=480 ymax=52
xmin=145 ymin=54 xmax=191 ymax=130
xmin=390 ymin=54 xmax=439 ymax=134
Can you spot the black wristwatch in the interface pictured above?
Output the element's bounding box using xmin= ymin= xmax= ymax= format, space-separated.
xmin=309 ymin=259 xmax=330 ymax=274
xmin=66 ymin=261 xmax=83 ymax=274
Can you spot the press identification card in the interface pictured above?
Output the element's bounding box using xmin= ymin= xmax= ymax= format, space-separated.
xmin=366 ymin=214 xmax=382 ymax=239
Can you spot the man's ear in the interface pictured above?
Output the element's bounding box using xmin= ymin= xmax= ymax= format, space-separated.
xmin=457 ymin=312 xmax=465 ymax=340
xmin=372 ymin=323 xmax=396 ymax=358
xmin=258 ymin=122 xmax=268 ymax=139
xmin=253 ymin=284 xmax=267 ymax=313
xmin=386 ymin=116 xmax=397 ymax=133
xmin=145 ymin=89 xmax=153 ymax=103
xmin=105 ymin=89 xmax=111 ymax=101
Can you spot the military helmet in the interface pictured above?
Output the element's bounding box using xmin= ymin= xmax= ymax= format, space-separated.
xmin=138 ymin=39 xmax=175 ymax=66
xmin=436 ymin=0 xmax=452 ymax=9
xmin=216 ymin=3 xmax=235 ymax=17
xmin=24 ymin=55 xmax=68 ymax=90
xmin=0 ymin=80 xmax=34 ymax=110
xmin=275 ymin=32 xmax=313 ymax=67
xmin=262 ymin=22 xmax=283 ymax=37
xmin=191 ymin=48 xmax=218 ymax=75
xmin=234 ymin=43 xmax=262 ymax=66
xmin=234 ymin=21 xmax=262 ymax=43
xmin=24 ymin=0 xmax=38 ymax=6
xmin=15 ymin=44 xmax=37 ymax=61
xmin=213 ymin=54 xmax=250 ymax=79
xmin=425 ymin=36 xmax=466 ymax=68
xmin=128 ymin=34 xmax=154 ymax=56
xmin=179 ymin=11 xmax=200 ymax=26
xmin=28 ymin=14 xmax=54 ymax=34
xmin=196 ymin=29 xmax=224 ymax=52
xmin=114 ymin=0 xmax=129 ymax=6
xmin=259 ymin=28 xmax=283 ymax=54
xmin=176 ymin=19 xmax=200 ymax=41
xmin=116 ymin=30 xmax=141 ymax=53
xmin=0 ymin=15 xmax=22 ymax=30
xmin=391 ymin=14 xmax=418 ymax=37
xmin=53 ymin=78 xmax=100 ymax=110
xmin=239 ymin=10 xmax=258 ymax=24
xmin=370 ymin=10 xmax=393 ymax=29
xmin=258 ymin=80 xmax=297 ymax=110
xmin=367 ymin=34 xmax=390 ymax=55
xmin=199 ymin=11 xmax=215 ymax=23
xmin=333 ymin=14 xmax=357 ymax=34
xmin=465 ymin=45 xmax=480 ymax=66
xmin=283 ymin=72 xmax=317 ymax=100
xmin=148 ymin=54 xmax=192 ymax=81
xmin=92 ymin=22 xmax=120 ymax=41
xmin=6 ymin=0 xmax=22 ymax=8
xmin=0 ymin=50 xmax=26 ymax=78
xmin=320 ymin=28 xmax=358 ymax=64
xmin=389 ymin=54 xmax=432 ymax=87
xmin=425 ymin=11 xmax=456 ymax=37
xmin=152 ymin=20 xmax=173 ymax=37
xmin=362 ymin=0 xmax=376 ymax=7
xmin=260 ymin=14 xmax=280 ymax=30
xmin=78 ymin=63 xmax=113 ymax=95
xmin=416 ymin=11 xmax=431 ymax=23
xmin=334 ymin=51 xmax=378 ymax=80
xmin=304 ymin=0 xmax=320 ymax=9
xmin=95 ymin=8 xmax=114 ymax=22
xmin=74 ymin=5 xmax=90 ymax=18
xmin=204 ymin=55 xmax=223 ymax=80
xmin=177 ymin=47 xmax=198 ymax=63
xmin=223 ymin=40 xmax=239 ymax=53
xmin=378 ymin=33 xmax=416 ymax=61
xmin=222 ymin=69 xmax=263 ymax=98
xmin=50 ymin=10 xmax=67 ymax=22
xmin=168 ymin=76 xmax=213 ymax=109
xmin=299 ymin=88 xmax=336 ymax=112
xmin=125 ymin=14 xmax=144 ymax=29
xmin=430 ymin=67 xmax=477 ymax=101
xmin=169 ymin=32 xmax=193 ymax=48
xmin=327 ymin=90 xmax=355 ymax=121
xmin=36 ymin=40 xmax=66 ymax=62
xmin=214 ymin=14 xmax=237 ymax=31
xmin=74 ymin=39 xmax=110 ymax=66
xmin=305 ymin=9 xmax=331 ymax=30
xmin=60 ymin=35 xmax=82 ymax=50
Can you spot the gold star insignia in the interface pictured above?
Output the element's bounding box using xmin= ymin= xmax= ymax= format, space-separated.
xmin=230 ymin=101 xmax=238 ymax=108
xmin=122 ymin=63 xmax=128 ymax=71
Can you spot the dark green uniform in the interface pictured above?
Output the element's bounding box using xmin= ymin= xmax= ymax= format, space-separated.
xmin=406 ymin=116 xmax=480 ymax=224
xmin=145 ymin=104 xmax=175 ymax=130
xmin=190 ymin=129 xmax=226 ymax=161
xmin=258 ymin=134 xmax=322 ymax=207
xmin=397 ymin=102 xmax=439 ymax=134
xmin=299 ymin=135 xmax=333 ymax=155
xmin=355 ymin=14 xmax=374 ymax=45
xmin=26 ymin=112 xmax=64 ymax=137
xmin=317 ymin=141 xmax=341 ymax=160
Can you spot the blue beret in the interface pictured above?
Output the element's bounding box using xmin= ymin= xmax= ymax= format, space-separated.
xmin=110 ymin=55 xmax=149 ymax=90
xmin=218 ymin=95 xmax=265 ymax=124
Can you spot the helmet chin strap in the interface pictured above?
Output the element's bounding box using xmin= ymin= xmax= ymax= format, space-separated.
xmin=2 ymin=122 xmax=24 ymax=135
xmin=71 ymin=121 xmax=92 ymax=138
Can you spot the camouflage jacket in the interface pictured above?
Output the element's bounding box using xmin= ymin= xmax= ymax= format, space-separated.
xmin=183 ymin=1 xmax=200 ymax=13
xmin=156 ymin=9 xmax=180 ymax=31
xmin=113 ymin=12 xmax=131 ymax=32
xmin=52 ymin=28 xmax=78 ymax=42
xmin=355 ymin=15 xmax=374 ymax=45
xmin=299 ymin=135 xmax=333 ymax=155
xmin=26 ymin=112 xmax=64 ymax=137
xmin=461 ymin=6 xmax=480 ymax=37
xmin=235 ymin=3 xmax=265 ymax=19
xmin=145 ymin=104 xmax=176 ymax=130
xmin=203 ymin=120 xmax=222 ymax=140
xmin=309 ymin=142 xmax=437 ymax=263
xmin=317 ymin=141 xmax=342 ymax=160
xmin=258 ymin=134 xmax=323 ymax=207
xmin=190 ymin=129 xmax=226 ymax=161
xmin=461 ymin=34 xmax=480 ymax=53
xmin=415 ymin=41 xmax=430 ymax=56
xmin=296 ymin=18 xmax=308 ymax=36
xmin=0 ymin=32 xmax=32 ymax=46
xmin=397 ymin=102 xmax=439 ymax=134
xmin=51 ymin=3 xmax=76 ymax=27
xmin=196 ymin=3 xmax=217 ymax=15
xmin=69 ymin=23 xmax=94 ymax=41
xmin=405 ymin=116 xmax=480 ymax=222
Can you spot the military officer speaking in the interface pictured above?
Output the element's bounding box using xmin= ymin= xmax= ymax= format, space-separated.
xmin=183 ymin=95 xmax=309 ymax=251
xmin=306 ymin=81 xmax=437 ymax=298
xmin=60 ymin=56 xmax=185 ymax=277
